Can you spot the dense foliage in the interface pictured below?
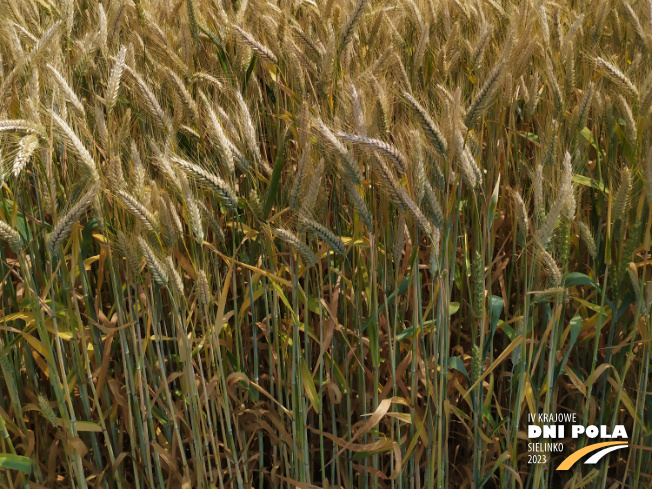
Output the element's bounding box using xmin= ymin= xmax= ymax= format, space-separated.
xmin=0 ymin=0 xmax=650 ymax=488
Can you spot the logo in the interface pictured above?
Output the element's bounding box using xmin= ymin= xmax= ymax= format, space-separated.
xmin=526 ymin=413 xmax=628 ymax=470
xmin=555 ymin=442 xmax=628 ymax=470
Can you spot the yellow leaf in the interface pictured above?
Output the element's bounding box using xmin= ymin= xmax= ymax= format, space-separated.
xmin=75 ymin=421 xmax=103 ymax=432
xmin=300 ymin=358 xmax=320 ymax=413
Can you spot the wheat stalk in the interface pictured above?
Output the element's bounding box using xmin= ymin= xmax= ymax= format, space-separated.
xmin=301 ymin=217 xmax=346 ymax=255
xmin=292 ymin=24 xmax=323 ymax=59
xmin=97 ymin=4 xmax=107 ymax=55
xmin=617 ymin=95 xmax=637 ymax=146
xmin=13 ymin=134 xmax=39 ymax=177
xmin=423 ymin=180 xmax=444 ymax=229
xmin=454 ymin=132 xmax=480 ymax=189
xmin=180 ymin=172 xmax=205 ymax=243
xmin=49 ymin=110 xmax=100 ymax=182
xmin=166 ymin=256 xmax=184 ymax=295
xmin=344 ymin=179 xmax=373 ymax=231
xmin=596 ymin=56 xmax=639 ymax=100
xmin=196 ymin=199 xmax=224 ymax=244
xmin=339 ymin=0 xmax=368 ymax=52
xmin=232 ymin=25 xmax=278 ymax=64
xmin=396 ymin=186 xmax=433 ymax=238
xmin=0 ymin=120 xmax=44 ymax=135
xmin=545 ymin=56 xmax=563 ymax=113
xmin=577 ymin=222 xmax=597 ymax=259
xmin=137 ymin=236 xmax=168 ymax=287
xmin=372 ymin=154 xmax=406 ymax=208
xmin=125 ymin=65 xmax=173 ymax=133
xmin=465 ymin=61 xmax=505 ymax=127
xmin=196 ymin=269 xmax=211 ymax=305
xmin=298 ymin=156 xmax=324 ymax=218
xmin=289 ymin=147 xmax=310 ymax=212
xmin=274 ymin=228 xmax=318 ymax=266
xmin=0 ymin=21 xmax=61 ymax=105
xmin=314 ymin=119 xmax=363 ymax=184
xmin=106 ymin=46 xmax=127 ymax=113
xmin=171 ymin=157 xmax=238 ymax=211
xmin=46 ymin=63 xmax=85 ymax=116
xmin=115 ymin=189 xmax=158 ymax=232
xmin=234 ymin=90 xmax=261 ymax=164
xmin=0 ymin=219 xmax=22 ymax=251
xmin=336 ymin=132 xmax=408 ymax=175
xmin=199 ymin=92 xmax=235 ymax=175
xmin=539 ymin=246 xmax=562 ymax=287
xmin=576 ymin=82 xmax=593 ymax=128
xmin=612 ymin=166 xmax=632 ymax=224
xmin=512 ymin=189 xmax=529 ymax=235
xmin=403 ymin=92 xmax=448 ymax=157
xmin=536 ymin=152 xmax=574 ymax=247
xmin=166 ymin=67 xmax=199 ymax=125
xmin=47 ymin=186 xmax=98 ymax=254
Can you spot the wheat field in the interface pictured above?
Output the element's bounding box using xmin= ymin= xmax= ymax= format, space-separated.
xmin=0 ymin=0 xmax=650 ymax=487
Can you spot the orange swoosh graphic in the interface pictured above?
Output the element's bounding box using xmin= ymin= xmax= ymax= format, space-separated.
xmin=556 ymin=442 xmax=628 ymax=470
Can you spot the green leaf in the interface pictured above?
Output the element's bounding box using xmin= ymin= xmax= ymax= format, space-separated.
xmin=555 ymin=315 xmax=582 ymax=382
xmin=243 ymin=53 xmax=257 ymax=91
xmin=454 ymin=265 xmax=462 ymax=292
xmin=501 ymin=324 xmax=515 ymax=341
xmin=572 ymin=175 xmax=608 ymax=194
xmin=487 ymin=174 xmax=501 ymax=232
xmin=578 ymin=126 xmax=592 ymax=142
xmin=487 ymin=416 xmax=510 ymax=439
xmin=81 ymin=217 xmax=100 ymax=258
xmin=324 ymin=352 xmax=347 ymax=394
xmin=395 ymin=320 xmax=435 ymax=341
xmin=490 ymin=296 xmax=504 ymax=330
xmin=263 ymin=128 xmax=287 ymax=219
xmin=614 ymin=122 xmax=634 ymax=163
xmin=449 ymin=302 xmax=460 ymax=315
xmin=449 ymin=356 xmax=469 ymax=383
xmin=579 ymin=127 xmax=605 ymax=159
xmin=563 ymin=272 xmax=598 ymax=290
xmin=518 ymin=131 xmax=540 ymax=143
xmin=396 ymin=325 xmax=416 ymax=341
xmin=478 ymin=451 xmax=511 ymax=487
xmin=0 ymin=200 xmax=31 ymax=241
xmin=197 ymin=22 xmax=235 ymax=86
xmin=0 ymin=454 xmax=32 ymax=474
xmin=484 ymin=296 xmax=504 ymax=356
